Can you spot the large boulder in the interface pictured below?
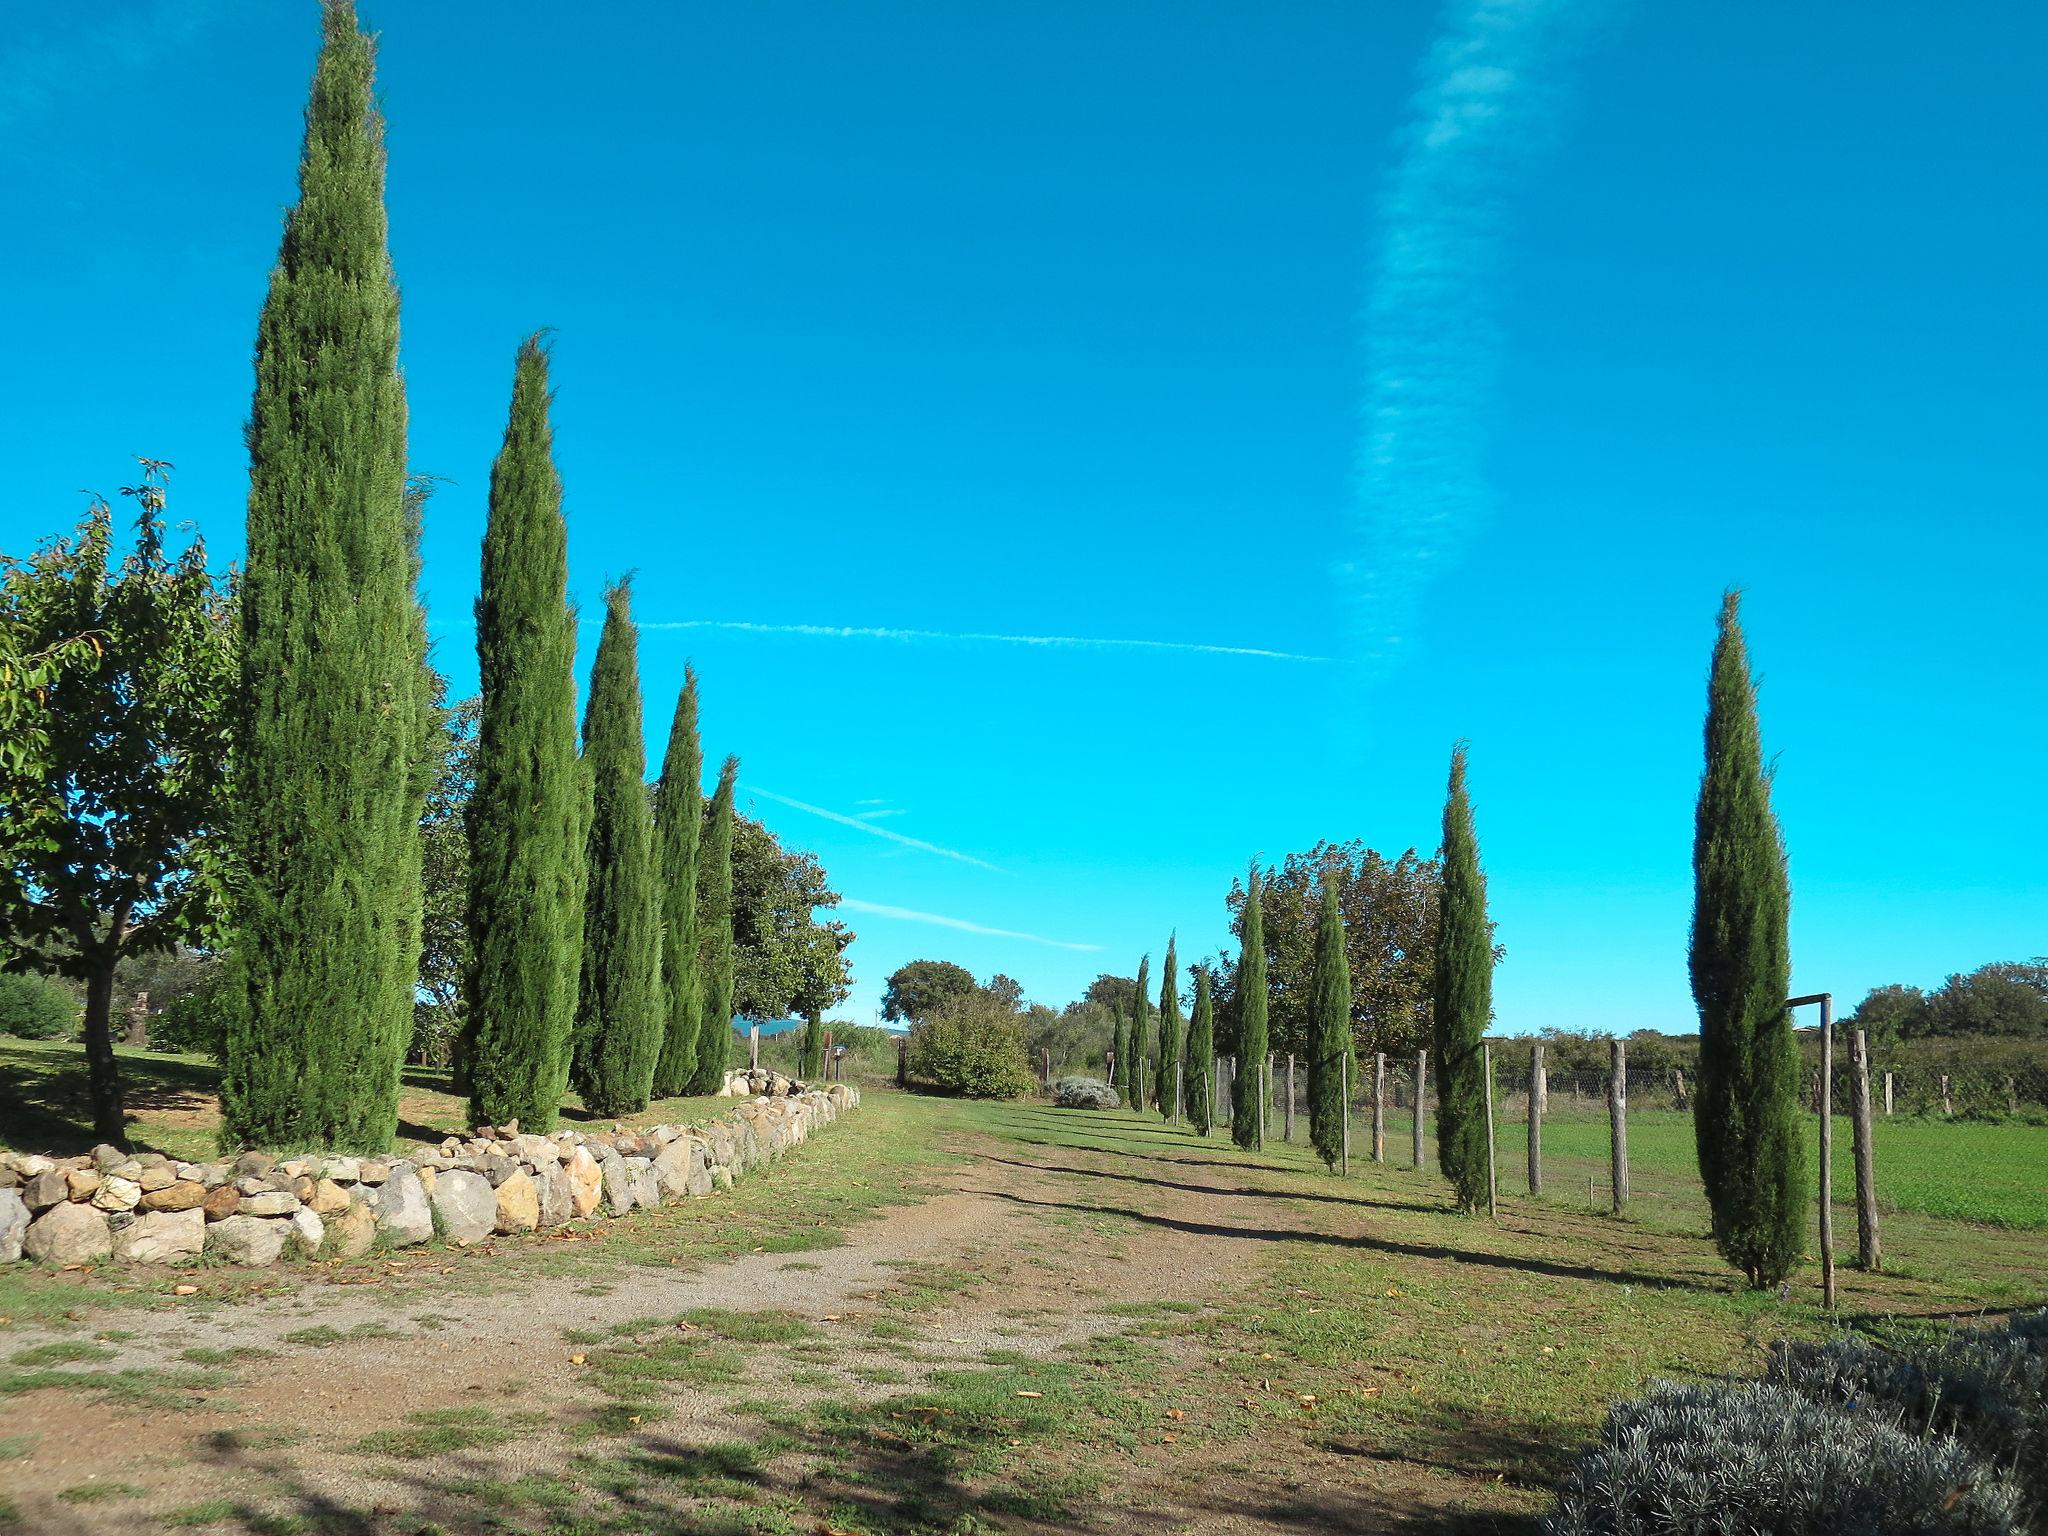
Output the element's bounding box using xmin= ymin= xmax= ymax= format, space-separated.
xmin=23 ymin=1199 xmax=111 ymax=1265
xmin=564 ymin=1146 xmax=603 ymax=1218
xmin=1051 ymin=1076 xmax=1120 ymax=1111
xmin=140 ymin=1179 xmax=208 ymax=1213
xmin=493 ymin=1169 xmax=538 ymax=1234
xmin=375 ymin=1166 xmax=433 ymax=1247
xmin=206 ymin=1214 xmax=290 ymax=1266
xmin=628 ymin=1158 xmax=660 ymax=1211
xmin=328 ymin=1196 xmax=379 ymax=1259
xmin=653 ymin=1137 xmax=712 ymax=1200
xmin=536 ymin=1161 xmax=573 ymax=1228
xmin=599 ymin=1152 xmax=634 ymax=1216
xmin=432 ymin=1169 xmax=495 ymax=1246
xmin=113 ymin=1207 xmax=205 ymax=1264
xmin=0 ymin=1188 xmax=29 ymax=1262
xmin=22 ymin=1169 xmax=68 ymax=1211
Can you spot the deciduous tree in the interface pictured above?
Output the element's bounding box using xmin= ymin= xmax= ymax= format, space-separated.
xmin=880 ymin=959 xmax=977 ymax=1027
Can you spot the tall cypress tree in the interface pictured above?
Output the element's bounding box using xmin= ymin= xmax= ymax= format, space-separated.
xmin=463 ymin=337 xmax=584 ymax=1133
xmin=1690 ymin=591 xmax=1803 ymax=1288
xmin=570 ymin=581 xmax=661 ymax=1117
xmin=1432 ymin=743 xmax=1493 ymax=1212
xmin=1306 ymin=870 xmax=1352 ymax=1170
xmin=1231 ymin=864 xmax=1269 ymax=1150
xmin=1127 ymin=955 xmax=1151 ymax=1113
xmin=224 ymin=0 xmax=425 ymax=1152
xmin=1111 ymin=996 xmax=1131 ymax=1100
xmin=687 ymin=756 xmax=739 ymax=1094
xmin=650 ymin=667 xmax=703 ymax=1098
xmin=1154 ymin=937 xmax=1183 ymax=1120
xmin=1187 ymin=968 xmax=1216 ymax=1135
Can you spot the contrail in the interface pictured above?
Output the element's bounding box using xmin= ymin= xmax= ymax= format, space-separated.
xmin=1350 ymin=0 xmax=1611 ymax=667
xmin=840 ymin=898 xmax=1102 ymax=953
xmin=743 ymin=786 xmax=1001 ymax=872
xmin=639 ymin=620 xmax=1331 ymax=664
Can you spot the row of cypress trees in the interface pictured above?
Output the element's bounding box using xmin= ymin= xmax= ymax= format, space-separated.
xmin=221 ymin=2 xmax=738 ymax=1150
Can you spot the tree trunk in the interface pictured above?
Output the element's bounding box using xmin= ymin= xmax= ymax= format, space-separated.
xmin=81 ymin=949 xmax=128 ymax=1149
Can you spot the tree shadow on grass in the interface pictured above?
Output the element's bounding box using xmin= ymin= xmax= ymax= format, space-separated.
xmin=975 ymin=1153 xmax=1449 ymax=1217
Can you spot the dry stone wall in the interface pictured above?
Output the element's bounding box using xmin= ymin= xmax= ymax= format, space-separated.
xmin=0 ymin=1078 xmax=858 ymax=1268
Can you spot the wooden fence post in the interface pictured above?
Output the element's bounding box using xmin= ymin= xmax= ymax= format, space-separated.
xmin=1940 ymin=1074 xmax=1952 ymax=1116
xmin=1412 ymin=1050 xmax=1427 ymax=1170
xmin=1850 ymin=1028 xmax=1881 ymax=1271
xmin=1883 ymin=1070 xmax=1894 ymax=1117
xmin=1482 ymin=1040 xmax=1498 ymax=1221
xmin=749 ymin=1024 xmax=761 ymax=1070
xmin=1284 ymin=1055 xmax=1296 ymax=1142
xmin=821 ymin=1030 xmax=833 ymax=1082
xmin=1528 ymin=1042 xmax=1545 ymax=1197
xmin=1818 ymin=996 xmax=1835 ymax=1309
xmin=1608 ymin=1039 xmax=1628 ymax=1213
xmin=1372 ymin=1052 xmax=1387 ymax=1163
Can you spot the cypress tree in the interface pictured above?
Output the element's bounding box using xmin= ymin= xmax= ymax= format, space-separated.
xmin=650 ymin=666 xmax=703 ymax=1098
xmin=1432 ymin=743 xmax=1493 ymax=1212
xmin=570 ymin=581 xmax=661 ymax=1117
xmin=1111 ymin=995 xmax=1130 ymax=1098
xmin=1231 ymin=864 xmax=1269 ymax=1150
xmin=463 ymin=337 xmax=584 ymax=1133
xmin=1306 ymin=870 xmax=1352 ymax=1170
xmin=223 ymin=0 xmax=425 ymax=1151
xmin=1690 ymin=590 xmax=1804 ymax=1288
xmin=1127 ymin=955 xmax=1151 ymax=1113
xmin=687 ymin=756 xmax=739 ymax=1094
xmin=1154 ymin=937 xmax=1183 ymax=1120
xmin=1187 ymin=968 xmax=1216 ymax=1135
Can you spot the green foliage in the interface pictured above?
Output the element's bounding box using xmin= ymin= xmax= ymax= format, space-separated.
xmin=151 ymin=970 xmax=233 ymax=1059
xmin=0 ymin=471 xmax=235 ymax=1144
xmin=417 ymin=686 xmax=476 ymax=1071
xmin=1432 ymin=743 xmax=1493 ymax=1212
xmin=686 ymin=756 xmax=738 ymax=1094
xmin=464 ymin=338 xmax=585 ymax=1130
xmin=1232 ymin=863 xmax=1269 ymax=1150
xmin=798 ymin=1012 xmax=824 ymax=1079
xmin=880 ymin=959 xmax=977 ymax=1026
xmin=570 ymin=581 xmax=661 ymax=1118
xmin=649 ymin=667 xmax=702 ymax=1098
xmin=730 ymin=814 xmax=851 ymax=1026
xmin=1689 ymin=591 xmax=1804 ymax=1287
xmin=1154 ymin=937 xmax=1182 ymax=1120
xmin=0 ymin=974 xmax=78 ymax=1040
xmin=1186 ymin=967 xmax=1216 ymax=1135
xmin=1125 ymin=955 xmax=1151 ymax=1112
xmin=225 ymin=2 xmax=426 ymax=1152
xmin=905 ymin=994 xmax=1036 ymax=1099
xmin=1851 ymin=962 xmax=2048 ymax=1041
xmin=1306 ymin=872 xmax=1352 ymax=1169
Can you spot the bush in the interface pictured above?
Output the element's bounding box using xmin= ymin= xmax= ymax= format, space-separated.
xmin=1051 ymin=1076 xmax=1120 ymax=1110
xmin=0 ymin=972 xmax=79 ymax=1040
xmin=1768 ymin=1312 xmax=2047 ymax=1519
xmin=1545 ymin=1380 xmax=2024 ymax=1536
xmin=152 ymin=977 xmax=236 ymax=1059
xmin=906 ymin=995 xmax=1035 ymax=1099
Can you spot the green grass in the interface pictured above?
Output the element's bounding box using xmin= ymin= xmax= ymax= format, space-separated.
xmin=350 ymin=1407 xmax=547 ymax=1458
xmin=9 ymin=1339 xmax=116 ymax=1367
xmin=0 ymin=1364 xmax=233 ymax=1408
xmin=0 ymin=1436 xmax=34 ymax=1460
xmin=161 ymin=1500 xmax=240 ymax=1527
xmin=281 ymin=1321 xmax=402 ymax=1348
xmin=56 ymin=1481 xmax=145 ymax=1504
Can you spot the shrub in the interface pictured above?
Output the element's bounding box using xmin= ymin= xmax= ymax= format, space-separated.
xmin=1544 ymin=1380 xmax=2024 ymax=1536
xmin=906 ymin=995 xmax=1035 ymax=1099
xmin=152 ymin=977 xmax=237 ymax=1060
xmin=1051 ymin=1076 xmax=1120 ymax=1110
xmin=0 ymin=973 xmax=79 ymax=1040
xmin=1768 ymin=1311 xmax=2047 ymax=1518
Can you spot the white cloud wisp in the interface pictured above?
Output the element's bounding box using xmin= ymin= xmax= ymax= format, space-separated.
xmin=840 ymin=898 xmax=1102 ymax=953
xmin=743 ymin=786 xmax=1001 ymax=872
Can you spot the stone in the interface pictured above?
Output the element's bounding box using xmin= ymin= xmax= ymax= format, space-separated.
xmin=432 ymin=1169 xmax=495 ymax=1246
xmin=65 ymin=1168 xmax=102 ymax=1201
xmin=24 ymin=1199 xmax=113 ymax=1265
xmin=536 ymin=1162 xmax=573 ymax=1228
xmin=355 ymin=1160 xmax=390 ymax=1186
xmin=92 ymin=1176 xmax=142 ymax=1212
xmin=277 ymin=1158 xmax=313 ymax=1179
xmin=652 ymin=1137 xmax=711 ymax=1201
xmin=291 ymin=1176 xmax=316 ymax=1203
xmin=23 ymin=1169 xmax=68 ymax=1211
xmin=112 ymin=1207 xmax=205 ymax=1264
xmin=328 ymin=1196 xmax=378 ymax=1259
xmin=564 ymin=1147 xmax=603 ymax=1218
xmin=233 ymin=1150 xmax=276 ymax=1177
xmin=288 ymin=1207 xmax=324 ymax=1254
xmin=239 ymin=1191 xmax=300 ymax=1218
xmin=234 ymin=1176 xmax=271 ymax=1196
xmin=374 ymin=1166 xmax=433 ymax=1247
xmin=206 ymin=1214 xmax=290 ymax=1266
xmin=0 ymin=1188 xmax=27 ymax=1262
xmin=493 ymin=1169 xmax=538 ymax=1234
xmin=136 ymin=1165 xmax=176 ymax=1193
xmin=309 ymin=1178 xmax=352 ymax=1216
xmin=599 ymin=1153 xmax=634 ymax=1216
xmin=91 ymin=1143 xmax=126 ymax=1171
xmin=416 ymin=1165 xmax=438 ymax=1200
xmin=14 ymin=1154 xmax=54 ymax=1178
xmin=320 ymin=1157 xmax=361 ymax=1183
xmin=710 ymin=1164 xmax=734 ymax=1193
xmin=202 ymin=1185 xmax=242 ymax=1222
xmin=629 ymin=1160 xmax=660 ymax=1211
xmin=481 ymin=1154 xmax=517 ymax=1189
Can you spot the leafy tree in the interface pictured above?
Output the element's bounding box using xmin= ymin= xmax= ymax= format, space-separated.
xmin=1034 ymin=998 xmax=1116 ymax=1078
xmin=419 ymin=688 xmax=477 ymax=1070
xmin=1431 ymin=743 xmax=1493 ymax=1213
xmin=0 ymin=472 xmax=234 ymax=1145
xmin=686 ymin=756 xmax=739 ymax=1093
xmin=730 ymin=815 xmax=849 ymax=1023
xmin=1306 ymin=871 xmax=1352 ymax=1170
xmin=984 ymin=973 xmax=1025 ymax=1011
xmin=1231 ymin=863 xmax=1270 ymax=1150
xmin=0 ymin=973 xmax=80 ymax=1040
xmin=1847 ymin=983 xmax=1929 ymax=1042
xmin=1083 ymin=973 xmax=1138 ymax=1018
xmin=225 ymin=1 xmax=428 ymax=1152
xmin=463 ymin=337 xmax=585 ymax=1128
xmin=570 ymin=581 xmax=662 ymax=1117
xmin=1187 ymin=967 xmax=1216 ymax=1135
xmin=906 ymin=992 xmax=1036 ymax=1099
xmin=1154 ymin=937 xmax=1183 ymax=1119
xmin=881 ymin=959 xmax=977 ymax=1026
xmin=1690 ymin=590 xmax=1804 ymax=1288
xmin=650 ymin=667 xmax=703 ymax=1097
xmin=1922 ymin=961 xmax=2048 ymax=1038
xmin=1126 ymin=955 xmax=1152 ymax=1112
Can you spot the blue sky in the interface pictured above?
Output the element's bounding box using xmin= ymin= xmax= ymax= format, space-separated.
xmin=5 ymin=1 xmax=2043 ymax=1033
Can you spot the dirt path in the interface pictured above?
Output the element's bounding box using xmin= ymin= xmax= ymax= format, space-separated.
xmin=3 ymin=1109 xmax=1514 ymax=1535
